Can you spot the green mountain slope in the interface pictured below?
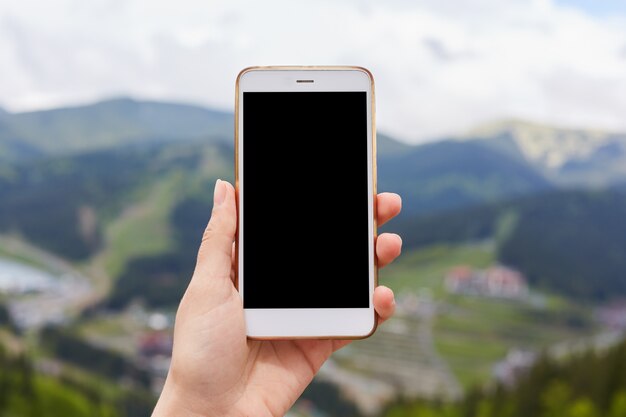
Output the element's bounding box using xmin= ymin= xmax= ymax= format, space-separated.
xmin=2 ymin=99 xmax=571 ymax=223
xmin=1 ymin=98 xmax=560 ymax=218
xmin=3 ymin=98 xmax=626 ymax=307
xmin=378 ymin=140 xmax=551 ymax=215
xmin=0 ymin=139 xmax=232 ymax=309
xmin=1 ymin=98 xmax=233 ymax=156
xmin=0 ymin=119 xmax=42 ymax=161
xmin=498 ymin=190 xmax=626 ymax=300
xmin=0 ymin=138 xmax=554 ymax=308
xmin=377 ymin=133 xmax=412 ymax=156
xmin=397 ymin=188 xmax=626 ymax=301
xmin=0 ymin=140 xmax=231 ymax=260
xmin=379 ymin=243 xmax=594 ymax=388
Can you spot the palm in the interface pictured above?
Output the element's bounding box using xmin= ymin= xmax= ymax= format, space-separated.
xmin=173 ymin=276 xmax=345 ymax=415
xmin=242 ymin=339 xmax=337 ymax=414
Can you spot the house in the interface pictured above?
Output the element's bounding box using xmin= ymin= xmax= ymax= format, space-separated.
xmin=484 ymin=266 xmax=529 ymax=299
xmin=595 ymin=303 xmax=626 ymax=330
xmin=444 ymin=265 xmax=478 ymax=294
xmin=445 ymin=265 xmax=528 ymax=300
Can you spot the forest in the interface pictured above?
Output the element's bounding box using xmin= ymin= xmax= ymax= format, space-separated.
xmin=395 ymin=189 xmax=626 ymax=301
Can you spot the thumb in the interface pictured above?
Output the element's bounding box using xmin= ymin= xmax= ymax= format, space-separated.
xmin=194 ymin=179 xmax=237 ymax=282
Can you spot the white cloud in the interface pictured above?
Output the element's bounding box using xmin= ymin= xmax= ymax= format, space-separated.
xmin=0 ymin=0 xmax=625 ymax=142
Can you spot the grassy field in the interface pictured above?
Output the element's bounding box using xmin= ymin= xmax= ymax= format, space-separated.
xmin=380 ymin=243 xmax=598 ymax=389
xmin=380 ymin=242 xmax=495 ymax=295
xmin=101 ymin=172 xmax=186 ymax=279
xmin=98 ymin=145 xmax=231 ymax=283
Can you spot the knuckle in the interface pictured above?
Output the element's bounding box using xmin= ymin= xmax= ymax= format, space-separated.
xmin=202 ymin=221 xmax=218 ymax=243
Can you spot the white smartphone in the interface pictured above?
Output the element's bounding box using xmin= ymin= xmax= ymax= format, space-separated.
xmin=235 ymin=66 xmax=377 ymax=339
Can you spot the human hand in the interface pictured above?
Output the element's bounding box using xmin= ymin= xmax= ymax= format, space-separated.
xmin=152 ymin=179 xmax=402 ymax=417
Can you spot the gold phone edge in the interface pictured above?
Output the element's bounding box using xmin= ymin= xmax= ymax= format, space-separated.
xmin=234 ymin=66 xmax=378 ymax=341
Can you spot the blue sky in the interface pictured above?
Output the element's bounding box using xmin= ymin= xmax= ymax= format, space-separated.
xmin=558 ymin=0 xmax=626 ymax=15
xmin=1 ymin=0 xmax=625 ymax=142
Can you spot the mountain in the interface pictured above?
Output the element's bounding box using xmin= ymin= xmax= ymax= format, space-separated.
xmin=397 ymin=187 xmax=626 ymax=301
xmin=5 ymin=99 xmax=626 ymax=416
xmin=0 ymin=119 xmax=42 ymax=161
xmin=0 ymin=98 xmax=233 ymax=157
xmin=0 ymin=138 xmax=235 ymax=307
xmin=4 ymin=137 xmax=612 ymax=308
xmin=381 ymin=120 xmax=626 ymax=216
xmin=4 ymin=99 xmax=626 ymax=193
xmin=0 ymin=98 xmax=558 ymax=218
xmin=467 ymin=120 xmax=626 ymax=187
xmin=377 ymin=133 xmax=412 ymax=156
xmin=3 ymin=98 xmax=626 ymax=305
xmin=0 ymin=98 xmax=409 ymax=159
xmin=378 ymin=139 xmax=551 ymax=216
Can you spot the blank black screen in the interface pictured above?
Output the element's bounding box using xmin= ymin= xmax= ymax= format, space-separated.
xmin=243 ymin=92 xmax=370 ymax=309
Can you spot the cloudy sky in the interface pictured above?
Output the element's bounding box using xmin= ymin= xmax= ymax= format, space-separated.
xmin=1 ymin=0 xmax=625 ymax=142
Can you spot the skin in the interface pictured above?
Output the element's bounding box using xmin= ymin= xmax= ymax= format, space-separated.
xmin=153 ymin=180 xmax=402 ymax=417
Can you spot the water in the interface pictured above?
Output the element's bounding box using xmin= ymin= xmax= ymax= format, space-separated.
xmin=0 ymin=257 xmax=56 ymax=294
xmin=0 ymin=257 xmax=93 ymax=329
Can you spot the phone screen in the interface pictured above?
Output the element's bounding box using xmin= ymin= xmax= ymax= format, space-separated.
xmin=242 ymin=91 xmax=370 ymax=309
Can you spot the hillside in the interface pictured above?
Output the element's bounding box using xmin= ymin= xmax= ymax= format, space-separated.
xmin=378 ymin=139 xmax=551 ymax=215
xmin=2 ymin=99 xmax=626 ymax=417
xmin=0 ymin=309 xmax=154 ymax=417
xmin=2 ymin=98 xmax=626 ymax=305
xmin=1 ymin=99 xmax=626 ymax=305
xmin=0 ymin=98 xmax=233 ymax=157
xmin=384 ymin=337 xmax=626 ymax=417
xmin=5 ymin=98 xmax=626 ymax=417
xmin=0 ymin=139 xmax=235 ymax=309
xmin=7 ymin=97 xmax=626 ymax=220
xmin=343 ymin=243 xmax=595 ymax=394
xmin=397 ymin=188 xmax=626 ymax=301
xmin=0 ymin=139 xmax=556 ymax=308
xmin=377 ymin=133 xmax=412 ymax=156
xmin=0 ymin=119 xmax=40 ymax=162
xmin=468 ymin=120 xmax=626 ymax=187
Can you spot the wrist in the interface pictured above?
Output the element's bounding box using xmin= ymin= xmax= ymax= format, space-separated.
xmin=153 ymin=370 xmax=281 ymax=417
xmin=152 ymin=377 xmax=210 ymax=417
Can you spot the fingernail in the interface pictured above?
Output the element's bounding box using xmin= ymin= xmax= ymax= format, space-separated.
xmin=214 ymin=179 xmax=226 ymax=206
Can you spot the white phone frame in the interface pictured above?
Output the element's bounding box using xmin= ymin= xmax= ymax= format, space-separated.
xmin=235 ymin=66 xmax=377 ymax=339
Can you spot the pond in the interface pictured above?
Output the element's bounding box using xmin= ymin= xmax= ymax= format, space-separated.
xmin=0 ymin=257 xmax=57 ymax=294
xmin=0 ymin=256 xmax=93 ymax=329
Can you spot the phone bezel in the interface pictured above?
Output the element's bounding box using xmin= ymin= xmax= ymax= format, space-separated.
xmin=235 ymin=66 xmax=377 ymax=339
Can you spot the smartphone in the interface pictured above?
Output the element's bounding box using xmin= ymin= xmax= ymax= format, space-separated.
xmin=235 ymin=66 xmax=377 ymax=339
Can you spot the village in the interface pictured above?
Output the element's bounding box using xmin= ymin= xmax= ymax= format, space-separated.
xmin=3 ymin=253 xmax=626 ymax=415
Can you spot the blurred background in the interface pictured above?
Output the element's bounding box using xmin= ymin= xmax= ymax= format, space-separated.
xmin=1 ymin=0 xmax=626 ymax=416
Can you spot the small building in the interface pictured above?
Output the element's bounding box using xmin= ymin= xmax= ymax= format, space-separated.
xmin=444 ymin=265 xmax=477 ymax=294
xmin=595 ymin=303 xmax=626 ymax=330
xmin=445 ymin=265 xmax=528 ymax=300
xmin=484 ymin=266 xmax=529 ymax=299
